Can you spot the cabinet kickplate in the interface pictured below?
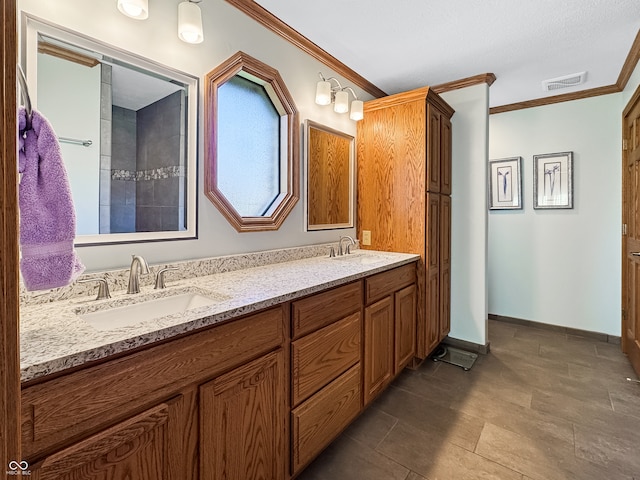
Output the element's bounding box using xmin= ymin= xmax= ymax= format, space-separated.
xmin=432 ymin=346 xmax=477 ymax=371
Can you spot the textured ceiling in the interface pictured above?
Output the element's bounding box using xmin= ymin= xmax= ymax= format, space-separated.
xmin=255 ymin=0 xmax=640 ymax=108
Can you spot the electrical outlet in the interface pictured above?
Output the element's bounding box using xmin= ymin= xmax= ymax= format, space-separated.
xmin=362 ymin=230 xmax=371 ymax=246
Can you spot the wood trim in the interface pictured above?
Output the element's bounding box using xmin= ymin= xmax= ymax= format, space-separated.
xmin=204 ymin=51 xmax=299 ymax=232
xmin=617 ymin=28 xmax=640 ymax=90
xmin=1 ymin=0 xmax=21 ymax=471
xmin=490 ymin=84 xmax=621 ymax=114
xmin=223 ymin=0 xmax=387 ymax=99
xmin=491 ymin=30 xmax=640 ymax=114
xmin=432 ymin=73 xmax=497 ymax=94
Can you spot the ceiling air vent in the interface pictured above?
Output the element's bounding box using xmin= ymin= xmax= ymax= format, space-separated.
xmin=542 ymin=71 xmax=587 ymax=91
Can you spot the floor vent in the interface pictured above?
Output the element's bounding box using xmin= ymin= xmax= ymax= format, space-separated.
xmin=542 ymin=71 xmax=587 ymax=91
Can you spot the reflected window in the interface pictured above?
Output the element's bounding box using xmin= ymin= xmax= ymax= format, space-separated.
xmin=205 ymin=52 xmax=299 ymax=232
xmin=217 ymin=76 xmax=280 ymax=217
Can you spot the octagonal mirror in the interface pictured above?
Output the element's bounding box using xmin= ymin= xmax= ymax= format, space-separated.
xmin=204 ymin=51 xmax=299 ymax=232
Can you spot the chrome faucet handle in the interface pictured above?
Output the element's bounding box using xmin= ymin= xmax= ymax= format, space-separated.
xmin=338 ymin=235 xmax=356 ymax=256
xmin=155 ymin=267 xmax=178 ymax=289
xmin=329 ymin=246 xmax=336 ymax=258
xmin=127 ymin=255 xmax=150 ymax=294
xmin=78 ymin=277 xmax=111 ymax=300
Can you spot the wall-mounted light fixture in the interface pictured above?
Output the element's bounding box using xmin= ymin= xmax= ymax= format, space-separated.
xmin=117 ymin=0 xmax=149 ymax=19
xmin=178 ymin=0 xmax=204 ymax=44
xmin=315 ymin=72 xmax=363 ymax=121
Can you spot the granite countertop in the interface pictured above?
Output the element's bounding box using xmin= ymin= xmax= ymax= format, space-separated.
xmin=20 ymin=249 xmax=419 ymax=383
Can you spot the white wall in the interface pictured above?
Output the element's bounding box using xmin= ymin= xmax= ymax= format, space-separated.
xmin=19 ymin=0 xmax=371 ymax=271
xmin=489 ymin=94 xmax=623 ymax=335
xmin=441 ymin=84 xmax=489 ymax=347
xmin=37 ymin=53 xmax=101 ymax=235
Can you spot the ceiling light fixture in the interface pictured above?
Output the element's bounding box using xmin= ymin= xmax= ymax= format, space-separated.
xmin=117 ymin=0 xmax=149 ymax=19
xmin=178 ymin=0 xmax=204 ymax=44
xmin=315 ymin=72 xmax=363 ymax=121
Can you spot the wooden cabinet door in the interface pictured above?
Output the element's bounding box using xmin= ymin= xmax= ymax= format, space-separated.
xmin=200 ymin=349 xmax=285 ymax=480
xmin=364 ymin=296 xmax=394 ymax=405
xmin=28 ymin=401 xmax=180 ymax=480
xmin=623 ymin=86 xmax=640 ymax=377
xmin=440 ymin=116 xmax=452 ymax=195
xmin=439 ymin=195 xmax=451 ymax=340
xmin=427 ymin=105 xmax=441 ymax=193
xmin=395 ymin=284 xmax=416 ymax=373
xmin=291 ymin=365 xmax=361 ymax=475
xmin=426 ymin=193 xmax=441 ymax=354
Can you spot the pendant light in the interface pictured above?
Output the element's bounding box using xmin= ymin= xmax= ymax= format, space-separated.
xmin=178 ymin=0 xmax=204 ymax=44
xmin=117 ymin=0 xmax=149 ymax=19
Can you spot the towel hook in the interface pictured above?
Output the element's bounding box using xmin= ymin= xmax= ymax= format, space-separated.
xmin=17 ymin=64 xmax=32 ymax=130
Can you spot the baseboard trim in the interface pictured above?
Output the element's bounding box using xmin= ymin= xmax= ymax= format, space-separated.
xmin=488 ymin=314 xmax=621 ymax=345
xmin=442 ymin=336 xmax=491 ymax=355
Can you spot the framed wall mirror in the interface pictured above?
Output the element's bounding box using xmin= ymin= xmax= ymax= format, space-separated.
xmin=22 ymin=15 xmax=198 ymax=245
xmin=304 ymin=120 xmax=355 ymax=231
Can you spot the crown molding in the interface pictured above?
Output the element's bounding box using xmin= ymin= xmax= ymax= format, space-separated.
xmin=224 ymin=0 xmax=387 ymax=99
xmin=491 ymin=28 xmax=640 ymax=114
xmin=225 ymin=0 xmax=639 ymax=113
xmin=432 ymin=73 xmax=497 ymax=94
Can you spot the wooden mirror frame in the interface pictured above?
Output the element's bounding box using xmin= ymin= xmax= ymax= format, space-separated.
xmin=304 ymin=120 xmax=355 ymax=231
xmin=1 ymin=0 xmax=21 ymax=468
xmin=204 ymin=51 xmax=299 ymax=232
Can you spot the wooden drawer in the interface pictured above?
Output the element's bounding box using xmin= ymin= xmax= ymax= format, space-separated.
xmin=292 ymin=282 xmax=362 ymax=338
xmin=291 ymin=364 xmax=361 ymax=475
xmin=292 ymin=312 xmax=360 ymax=406
xmin=365 ymin=263 xmax=415 ymax=304
xmin=22 ymin=307 xmax=285 ymax=459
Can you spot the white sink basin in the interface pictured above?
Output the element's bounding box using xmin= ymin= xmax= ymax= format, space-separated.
xmin=331 ymin=253 xmax=391 ymax=265
xmin=80 ymin=292 xmax=221 ymax=331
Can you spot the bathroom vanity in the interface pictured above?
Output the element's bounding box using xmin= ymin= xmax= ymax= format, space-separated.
xmin=19 ymin=248 xmax=419 ymax=479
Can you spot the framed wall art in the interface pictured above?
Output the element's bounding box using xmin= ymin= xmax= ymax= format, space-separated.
xmin=533 ymin=152 xmax=573 ymax=209
xmin=489 ymin=157 xmax=522 ymax=210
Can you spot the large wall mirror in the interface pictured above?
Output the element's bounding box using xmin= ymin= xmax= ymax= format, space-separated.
xmin=22 ymin=15 xmax=198 ymax=245
xmin=304 ymin=120 xmax=355 ymax=231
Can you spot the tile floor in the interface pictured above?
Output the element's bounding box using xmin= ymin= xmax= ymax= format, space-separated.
xmin=297 ymin=319 xmax=640 ymax=480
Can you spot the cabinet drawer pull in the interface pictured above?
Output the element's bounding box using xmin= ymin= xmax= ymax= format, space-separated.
xmin=632 ymin=252 xmax=640 ymax=256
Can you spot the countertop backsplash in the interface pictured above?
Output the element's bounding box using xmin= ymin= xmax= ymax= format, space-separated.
xmin=20 ymin=241 xmax=353 ymax=306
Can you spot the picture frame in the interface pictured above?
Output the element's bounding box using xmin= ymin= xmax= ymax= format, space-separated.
xmin=533 ymin=152 xmax=573 ymax=209
xmin=489 ymin=157 xmax=522 ymax=210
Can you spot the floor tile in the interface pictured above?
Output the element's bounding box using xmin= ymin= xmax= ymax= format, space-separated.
xmin=378 ymin=421 xmax=523 ymax=480
xmin=341 ymin=405 xmax=397 ymax=450
xmin=475 ymin=423 xmax=632 ymax=480
xmin=295 ymin=320 xmax=640 ymax=480
xmin=452 ymin=389 xmax=574 ymax=447
xmin=405 ymin=472 xmax=429 ymax=480
xmin=609 ymin=384 xmax=640 ymax=420
xmin=574 ymin=422 xmax=640 ymax=478
xmin=540 ymin=343 xmax=631 ymax=373
xmin=296 ymin=434 xmax=410 ymax=480
xmin=373 ymin=386 xmax=485 ymax=452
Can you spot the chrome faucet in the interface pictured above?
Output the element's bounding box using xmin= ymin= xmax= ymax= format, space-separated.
xmin=127 ymin=255 xmax=150 ymax=294
xmin=337 ymin=235 xmax=356 ymax=256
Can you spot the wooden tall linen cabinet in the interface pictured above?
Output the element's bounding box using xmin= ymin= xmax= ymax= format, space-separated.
xmin=357 ymin=86 xmax=454 ymax=360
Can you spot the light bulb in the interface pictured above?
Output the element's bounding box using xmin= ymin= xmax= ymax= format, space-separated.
xmin=315 ymin=81 xmax=332 ymax=106
xmin=349 ymin=99 xmax=363 ymax=121
xmin=117 ymin=0 xmax=149 ymax=19
xmin=334 ymin=90 xmax=349 ymax=114
xmin=178 ymin=1 xmax=204 ymax=44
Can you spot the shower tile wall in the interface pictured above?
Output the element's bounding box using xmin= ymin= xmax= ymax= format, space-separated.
xmin=111 ymin=106 xmax=137 ymax=233
xmin=99 ymin=64 xmax=112 ymax=234
xmin=136 ymin=91 xmax=183 ymax=232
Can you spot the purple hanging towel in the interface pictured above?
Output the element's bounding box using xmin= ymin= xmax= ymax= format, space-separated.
xmin=18 ymin=106 xmax=85 ymax=291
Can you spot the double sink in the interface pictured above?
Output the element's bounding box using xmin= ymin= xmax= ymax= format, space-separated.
xmin=75 ymin=250 xmax=396 ymax=332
